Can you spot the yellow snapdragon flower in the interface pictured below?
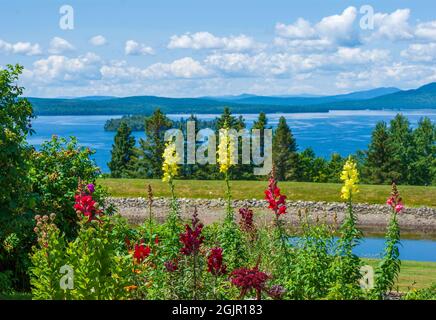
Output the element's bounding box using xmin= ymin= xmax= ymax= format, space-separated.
xmin=340 ymin=157 xmax=359 ymax=200
xmin=162 ymin=141 xmax=180 ymax=182
xmin=217 ymin=128 xmax=236 ymax=173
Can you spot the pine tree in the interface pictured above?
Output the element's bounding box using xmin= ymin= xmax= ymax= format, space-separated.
xmin=272 ymin=116 xmax=298 ymax=181
xmin=327 ymin=153 xmax=345 ymax=183
xmin=410 ymin=117 xmax=436 ymax=185
xmin=252 ymin=112 xmax=268 ymax=156
xmin=138 ymin=109 xmax=172 ymax=178
xmin=108 ymin=121 xmax=136 ymax=178
xmin=364 ymin=121 xmax=398 ymax=184
xmin=389 ymin=114 xmax=413 ymax=184
xmin=216 ymin=107 xmax=238 ymax=129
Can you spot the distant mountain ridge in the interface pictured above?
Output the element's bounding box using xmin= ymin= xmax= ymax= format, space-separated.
xmin=28 ymin=83 xmax=436 ymax=115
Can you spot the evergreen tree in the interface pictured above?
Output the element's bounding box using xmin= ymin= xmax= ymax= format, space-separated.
xmin=138 ymin=109 xmax=172 ymax=178
xmin=216 ymin=107 xmax=238 ymax=129
xmin=326 ymin=153 xmax=345 ymax=183
xmin=252 ymin=112 xmax=269 ymax=156
xmin=272 ymin=116 xmax=298 ymax=181
xmin=108 ymin=121 xmax=136 ymax=178
xmin=389 ymin=114 xmax=413 ymax=183
xmin=410 ymin=117 xmax=436 ymax=185
xmin=364 ymin=121 xmax=398 ymax=184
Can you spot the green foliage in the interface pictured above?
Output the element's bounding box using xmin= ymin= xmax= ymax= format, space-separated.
xmin=30 ymin=215 xmax=132 ymax=300
xmin=0 ymin=64 xmax=34 ymax=291
xmin=363 ymin=115 xmax=436 ymax=185
xmin=108 ymin=122 xmax=137 ymax=178
xmin=272 ymin=116 xmax=298 ymax=181
xmin=29 ymin=136 xmax=105 ymax=239
xmin=363 ymin=121 xmax=398 ymax=184
xmin=137 ymin=109 xmax=172 ymax=178
xmin=373 ymin=212 xmax=401 ymax=298
xmin=403 ymin=283 xmax=436 ymax=300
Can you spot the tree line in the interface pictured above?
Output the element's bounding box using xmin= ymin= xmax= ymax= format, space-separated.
xmin=108 ymin=108 xmax=436 ymax=185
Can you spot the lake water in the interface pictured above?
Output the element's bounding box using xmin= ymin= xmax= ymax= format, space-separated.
xmin=27 ymin=109 xmax=436 ymax=173
xmin=289 ymin=237 xmax=436 ymax=262
xmin=355 ymin=237 xmax=436 ymax=262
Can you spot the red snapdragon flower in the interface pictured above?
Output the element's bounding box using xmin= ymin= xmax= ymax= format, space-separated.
xmin=239 ymin=207 xmax=254 ymax=232
xmin=133 ymin=240 xmax=151 ymax=263
xmin=386 ymin=182 xmax=404 ymax=214
xmin=230 ymin=266 xmax=270 ymax=299
xmin=73 ymin=191 xmax=102 ymax=222
xmin=264 ymin=178 xmax=287 ymax=216
xmin=180 ymin=210 xmax=204 ymax=255
xmin=207 ymin=247 xmax=227 ymax=276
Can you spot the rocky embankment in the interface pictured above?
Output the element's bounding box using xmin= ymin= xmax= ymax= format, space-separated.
xmin=106 ymin=197 xmax=436 ymax=235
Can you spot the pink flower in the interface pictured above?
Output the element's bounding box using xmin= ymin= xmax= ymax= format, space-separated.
xmin=386 ymin=197 xmax=394 ymax=206
xmin=395 ymin=203 xmax=404 ymax=213
xmin=386 ymin=183 xmax=405 ymax=214
xmin=264 ymin=178 xmax=287 ymax=217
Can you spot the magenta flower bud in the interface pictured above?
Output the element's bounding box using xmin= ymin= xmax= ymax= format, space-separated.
xmin=87 ymin=183 xmax=95 ymax=193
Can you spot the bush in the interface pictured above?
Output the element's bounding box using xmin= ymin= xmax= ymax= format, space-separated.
xmin=29 ymin=136 xmax=111 ymax=239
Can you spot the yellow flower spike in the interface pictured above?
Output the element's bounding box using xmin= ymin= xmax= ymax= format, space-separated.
xmin=162 ymin=141 xmax=180 ymax=182
xmin=340 ymin=157 xmax=359 ymax=200
xmin=217 ymin=128 xmax=236 ymax=173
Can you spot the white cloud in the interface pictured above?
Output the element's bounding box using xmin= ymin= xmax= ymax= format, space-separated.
xmin=89 ymin=35 xmax=107 ymax=46
xmin=28 ymin=53 xmax=102 ymax=84
xmin=0 ymin=39 xmax=42 ymax=56
xmin=167 ymin=32 xmax=263 ymax=51
xmin=334 ymin=47 xmax=390 ymax=64
xmin=415 ymin=21 xmax=436 ymax=40
xmin=124 ymin=40 xmax=154 ymax=55
xmin=204 ymin=47 xmax=389 ymax=78
xmin=369 ymin=9 xmax=413 ymax=41
xmin=336 ymin=63 xmax=436 ymax=89
xmin=48 ymin=37 xmax=75 ymax=54
xmin=275 ymin=7 xmax=359 ymax=48
xmin=142 ymin=57 xmax=210 ymax=79
xmin=401 ymin=43 xmax=436 ymax=62
xmin=315 ymin=6 xmax=358 ymax=46
xmin=275 ymin=18 xmax=316 ymax=39
xmin=101 ymin=57 xmax=210 ymax=81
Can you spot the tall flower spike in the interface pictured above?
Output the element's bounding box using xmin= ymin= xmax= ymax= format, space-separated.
xmin=207 ymin=247 xmax=227 ymax=276
xmin=162 ymin=141 xmax=180 ymax=182
xmin=180 ymin=208 xmax=204 ymax=256
xmin=217 ymin=126 xmax=236 ymax=173
xmin=264 ymin=176 xmax=287 ymax=216
xmin=340 ymin=157 xmax=359 ymax=200
xmin=386 ymin=182 xmax=404 ymax=213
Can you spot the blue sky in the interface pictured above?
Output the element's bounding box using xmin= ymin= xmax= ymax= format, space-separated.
xmin=1 ymin=0 xmax=436 ymax=97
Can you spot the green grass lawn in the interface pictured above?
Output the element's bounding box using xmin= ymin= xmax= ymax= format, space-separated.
xmin=99 ymin=178 xmax=436 ymax=207
xmin=364 ymin=259 xmax=436 ymax=291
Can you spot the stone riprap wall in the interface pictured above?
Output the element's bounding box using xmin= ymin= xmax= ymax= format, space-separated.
xmin=105 ymin=197 xmax=436 ymax=234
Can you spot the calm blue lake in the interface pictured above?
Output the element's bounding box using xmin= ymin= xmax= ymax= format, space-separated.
xmin=354 ymin=238 xmax=436 ymax=262
xmin=27 ymin=109 xmax=436 ymax=173
xmin=289 ymin=237 xmax=436 ymax=262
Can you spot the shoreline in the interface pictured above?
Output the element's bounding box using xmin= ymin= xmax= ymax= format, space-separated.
xmin=106 ymin=197 xmax=436 ymax=237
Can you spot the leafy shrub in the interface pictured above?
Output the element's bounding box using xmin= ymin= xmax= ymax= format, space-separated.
xmin=29 ymin=136 xmax=110 ymax=239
